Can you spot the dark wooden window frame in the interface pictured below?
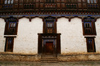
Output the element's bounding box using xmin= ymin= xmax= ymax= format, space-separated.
xmin=46 ymin=22 xmax=54 ymax=33
xmin=82 ymin=17 xmax=96 ymax=35
xmin=4 ymin=0 xmax=14 ymax=4
xmin=3 ymin=0 xmax=14 ymax=9
xmin=4 ymin=17 xmax=18 ymax=35
xmin=5 ymin=37 xmax=14 ymax=52
xmin=86 ymin=37 xmax=96 ymax=52
xmin=87 ymin=0 xmax=97 ymax=3
xmin=43 ymin=16 xmax=57 ymax=34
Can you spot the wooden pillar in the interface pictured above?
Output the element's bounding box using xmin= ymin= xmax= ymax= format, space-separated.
xmin=38 ymin=34 xmax=42 ymax=54
xmin=57 ymin=34 xmax=61 ymax=54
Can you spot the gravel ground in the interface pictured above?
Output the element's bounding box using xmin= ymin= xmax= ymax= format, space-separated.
xmin=0 ymin=61 xmax=100 ymax=66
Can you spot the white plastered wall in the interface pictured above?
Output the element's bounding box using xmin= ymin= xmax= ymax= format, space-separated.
xmin=57 ymin=18 xmax=87 ymax=55
xmin=0 ymin=18 xmax=5 ymax=52
xmin=14 ymin=18 xmax=43 ymax=54
xmin=95 ymin=18 xmax=100 ymax=53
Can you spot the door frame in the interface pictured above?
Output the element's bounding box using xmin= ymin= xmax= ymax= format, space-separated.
xmin=42 ymin=39 xmax=56 ymax=55
xmin=38 ymin=34 xmax=61 ymax=55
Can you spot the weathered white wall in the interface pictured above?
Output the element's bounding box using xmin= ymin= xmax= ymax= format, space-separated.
xmin=0 ymin=18 xmax=5 ymax=52
xmin=57 ymin=18 xmax=87 ymax=55
xmin=95 ymin=19 xmax=100 ymax=53
xmin=14 ymin=18 xmax=43 ymax=54
xmin=1 ymin=17 xmax=100 ymax=55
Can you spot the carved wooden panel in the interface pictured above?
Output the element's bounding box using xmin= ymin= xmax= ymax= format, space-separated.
xmin=0 ymin=0 xmax=99 ymax=14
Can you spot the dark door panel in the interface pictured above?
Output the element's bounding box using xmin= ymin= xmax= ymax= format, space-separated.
xmin=45 ymin=42 xmax=54 ymax=54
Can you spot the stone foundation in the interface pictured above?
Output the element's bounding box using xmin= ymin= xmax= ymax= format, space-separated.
xmin=58 ymin=53 xmax=100 ymax=62
xmin=0 ymin=52 xmax=100 ymax=62
xmin=0 ymin=52 xmax=41 ymax=62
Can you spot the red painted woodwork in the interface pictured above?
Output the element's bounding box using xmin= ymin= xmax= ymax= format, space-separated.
xmin=45 ymin=42 xmax=54 ymax=54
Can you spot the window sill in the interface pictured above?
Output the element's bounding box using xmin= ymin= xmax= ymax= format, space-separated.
xmin=4 ymin=35 xmax=17 ymax=38
xmin=84 ymin=35 xmax=96 ymax=38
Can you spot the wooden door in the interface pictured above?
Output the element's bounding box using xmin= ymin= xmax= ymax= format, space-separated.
xmin=45 ymin=42 xmax=54 ymax=54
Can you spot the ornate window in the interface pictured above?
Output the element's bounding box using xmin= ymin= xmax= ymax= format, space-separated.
xmin=87 ymin=0 xmax=97 ymax=3
xmin=87 ymin=0 xmax=98 ymax=9
xmin=5 ymin=37 xmax=14 ymax=52
xmin=4 ymin=0 xmax=13 ymax=4
xmin=44 ymin=17 xmax=56 ymax=34
xmin=46 ymin=22 xmax=54 ymax=33
xmin=3 ymin=0 xmax=13 ymax=8
xmin=83 ymin=17 xmax=96 ymax=35
xmin=8 ymin=22 xmax=17 ymax=33
xmin=86 ymin=38 xmax=96 ymax=52
xmin=4 ymin=17 xmax=18 ymax=35
xmin=84 ymin=22 xmax=92 ymax=34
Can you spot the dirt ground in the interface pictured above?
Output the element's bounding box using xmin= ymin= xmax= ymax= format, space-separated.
xmin=0 ymin=61 xmax=100 ymax=66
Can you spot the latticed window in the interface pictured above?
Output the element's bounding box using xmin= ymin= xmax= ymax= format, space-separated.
xmin=44 ymin=17 xmax=56 ymax=34
xmin=87 ymin=0 xmax=98 ymax=9
xmin=47 ymin=28 xmax=53 ymax=33
xmin=46 ymin=22 xmax=54 ymax=33
xmin=86 ymin=38 xmax=96 ymax=52
xmin=47 ymin=23 xmax=53 ymax=27
xmin=84 ymin=22 xmax=92 ymax=35
xmin=9 ymin=22 xmax=16 ymax=28
xmin=87 ymin=0 xmax=97 ymax=3
xmin=8 ymin=22 xmax=16 ymax=34
xmin=4 ymin=17 xmax=18 ymax=35
xmin=3 ymin=0 xmax=13 ymax=8
xmin=84 ymin=22 xmax=91 ymax=28
xmin=5 ymin=37 xmax=14 ymax=52
xmin=4 ymin=0 xmax=13 ymax=4
xmin=83 ymin=17 xmax=96 ymax=35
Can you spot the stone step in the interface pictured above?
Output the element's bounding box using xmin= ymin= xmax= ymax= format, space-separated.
xmin=41 ymin=54 xmax=58 ymax=63
xmin=41 ymin=57 xmax=57 ymax=58
xmin=41 ymin=56 xmax=57 ymax=59
xmin=41 ymin=59 xmax=57 ymax=61
xmin=41 ymin=58 xmax=58 ymax=63
xmin=41 ymin=61 xmax=58 ymax=63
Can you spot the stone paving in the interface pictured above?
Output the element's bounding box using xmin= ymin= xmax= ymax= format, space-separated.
xmin=0 ymin=61 xmax=100 ymax=66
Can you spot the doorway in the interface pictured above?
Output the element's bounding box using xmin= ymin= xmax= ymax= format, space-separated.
xmin=45 ymin=42 xmax=54 ymax=54
xmin=42 ymin=40 xmax=56 ymax=58
xmin=38 ymin=34 xmax=61 ymax=56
